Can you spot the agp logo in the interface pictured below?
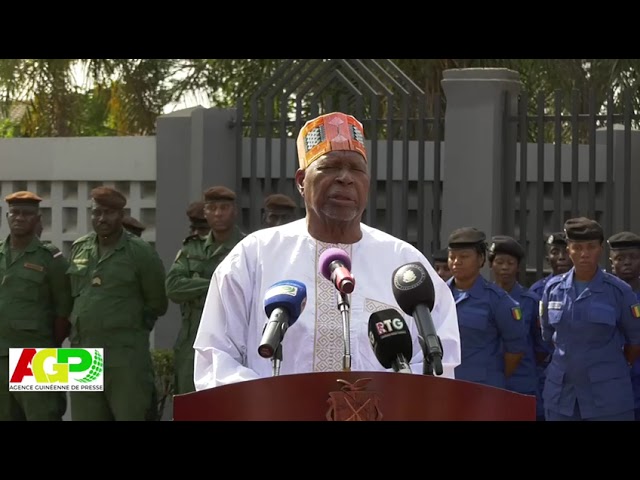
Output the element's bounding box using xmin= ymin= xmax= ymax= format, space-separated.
xmin=9 ymin=348 xmax=104 ymax=392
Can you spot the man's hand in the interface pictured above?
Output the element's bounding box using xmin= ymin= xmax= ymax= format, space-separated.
xmin=53 ymin=317 xmax=71 ymax=347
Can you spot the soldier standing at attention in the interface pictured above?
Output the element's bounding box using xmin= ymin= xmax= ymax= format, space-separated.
xmin=541 ymin=218 xmax=640 ymax=421
xmin=67 ymin=186 xmax=168 ymax=421
xmin=0 ymin=191 xmax=72 ymax=421
xmin=607 ymin=231 xmax=640 ymax=421
xmin=529 ymin=232 xmax=573 ymax=297
xmin=446 ymin=227 xmax=528 ymax=389
xmin=487 ymin=235 xmax=542 ymax=418
xmin=166 ymin=186 xmax=246 ymax=394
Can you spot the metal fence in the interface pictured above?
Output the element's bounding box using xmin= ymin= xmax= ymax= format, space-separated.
xmin=234 ymin=59 xmax=445 ymax=255
xmin=506 ymin=88 xmax=640 ymax=277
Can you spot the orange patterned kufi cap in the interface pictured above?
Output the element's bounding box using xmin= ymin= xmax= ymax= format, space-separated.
xmin=296 ymin=112 xmax=367 ymax=169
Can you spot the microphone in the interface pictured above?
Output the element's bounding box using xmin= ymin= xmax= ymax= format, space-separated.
xmin=391 ymin=263 xmax=444 ymax=376
xmin=368 ymin=309 xmax=413 ymax=374
xmin=319 ymin=247 xmax=355 ymax=294
xmin=258 ymin=280 xmax=307 ymax=359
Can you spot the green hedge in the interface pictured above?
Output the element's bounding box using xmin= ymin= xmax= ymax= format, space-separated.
xmin=151 ymin=349 xmax=175 ymax=421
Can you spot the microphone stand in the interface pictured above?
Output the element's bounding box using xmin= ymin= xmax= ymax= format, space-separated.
xmin=418 ymin=337 xmax=434 ymax=376
xmin=336 ymin=290 xmax=351 ymax=372
xmin=272 ymin=343 xmax=283 ymax=377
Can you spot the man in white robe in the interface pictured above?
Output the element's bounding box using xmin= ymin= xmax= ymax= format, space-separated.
xmin=193 ymin=112 xmax=461 ymax=390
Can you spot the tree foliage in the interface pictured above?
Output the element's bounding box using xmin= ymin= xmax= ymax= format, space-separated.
xmin=1 ymin=59 xmax=639 ymax=139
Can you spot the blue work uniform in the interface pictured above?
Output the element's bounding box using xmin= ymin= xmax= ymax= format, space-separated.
xmin=448 ymin=276 xmax=528 ymax=389
xmin=529 ymin=274 xmax=553 ymax=298
xmin=633 ymin=291 xmax=640 ymax=421
xmin=504 ymin=283 xmax=540 ymax=402
xmin=528 ymin=280 xmax=556 ymax=421
xmin=541 ymin=268 xmax=640 ymax=421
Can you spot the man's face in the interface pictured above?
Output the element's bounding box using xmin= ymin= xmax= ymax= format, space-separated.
xmin=433 ymin=260 xmax=452 ymax=282
xmin=7 ymin=205 xmax=40 ymax=237
xmin=295 ymin=151 xmax=369 ymax=223
xmin=91 ymin=203 xmax=124 ymax=237
xmin=204 ymin=200 xmax=236 ymax=232
xmin=263 ymin=207 xmax=296 ymax=227
xmin=610 ymin=248 xmax=640 ymax=283
xmin=547 ymin=244 xmax=572 ymax=275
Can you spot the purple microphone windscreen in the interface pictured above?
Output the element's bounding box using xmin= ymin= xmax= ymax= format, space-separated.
xmin=318 ymin=247 xmax=352 ymax=280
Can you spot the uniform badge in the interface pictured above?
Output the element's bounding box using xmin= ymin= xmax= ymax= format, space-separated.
xmin=24 ymin=263 xmax=44 ymax=272
xmin=92 ymin=277 xmax=102 ymax=286
xmin=631 ymin=304 xmax=640 ymax=318
xmin=326 ymin=378 xmax=383 ymax=421
xmin=511 ymin=306 xmax=523 ymax=321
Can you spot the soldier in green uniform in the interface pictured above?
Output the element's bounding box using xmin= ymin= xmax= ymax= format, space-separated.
xmin=67 ymin=186 xmax=168 ymax=420
xmin=166 ymin=186 xmax=246 ymax=394
xmin=0 ymin=191 xmax=72 ymax=421
xmin=122 ymin=215 xmax=146 ymax=238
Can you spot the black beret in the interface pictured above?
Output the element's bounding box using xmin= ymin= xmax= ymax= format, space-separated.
xmin=432 ymin=248 xmax=449 ymax=262
xmin=546 ymin=232 xmax=567 ymax=247
xmin=448 ymin=227 xmax=486 ymax=249
xmin=488 ymin=235 xmax=525 ymax=260
xmin=564 ymin=217 xmax=604 ymax=242
xmin=91 ymin=186 xmax=127 ymax=210
xmin=264 ymin=193 xmax=296 ymax=210
xmin=608 ymin=231 xmax=640 ymax=250
xmin=203 ymin=186 xmax=236 ymax=202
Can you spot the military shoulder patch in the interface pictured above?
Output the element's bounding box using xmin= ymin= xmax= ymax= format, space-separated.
xmin=41 ymin=242 xmax=63 ymax=258
xmin=631 ymin=304 xmax=640 ymax=318
xmin=511 ymin=306 xmax=523 ymax=321
xmin=182 ymin=234 xmax=200 ymax=245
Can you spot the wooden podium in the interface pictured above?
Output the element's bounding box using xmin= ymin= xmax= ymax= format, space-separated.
xmin=173 ymin=371 xmax=536 ymax=421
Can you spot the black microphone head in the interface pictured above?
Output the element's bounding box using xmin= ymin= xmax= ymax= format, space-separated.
xmin=391 ymin=262 xmax=436 ymax=315
xmin=368 ymin=308 xmax=413 ymax=369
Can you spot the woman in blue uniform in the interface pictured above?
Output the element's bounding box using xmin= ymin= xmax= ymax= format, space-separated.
xmin=541 ymin=218 xmax=640 ymax=421
xmin=488 ymin=235 xmax=546 ymax=419
xmin=446 ymin=227 xmax=528 ymax=389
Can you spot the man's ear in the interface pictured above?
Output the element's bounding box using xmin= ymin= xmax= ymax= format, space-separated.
xmin=294 ymin=168 xmax=305 ymax=196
